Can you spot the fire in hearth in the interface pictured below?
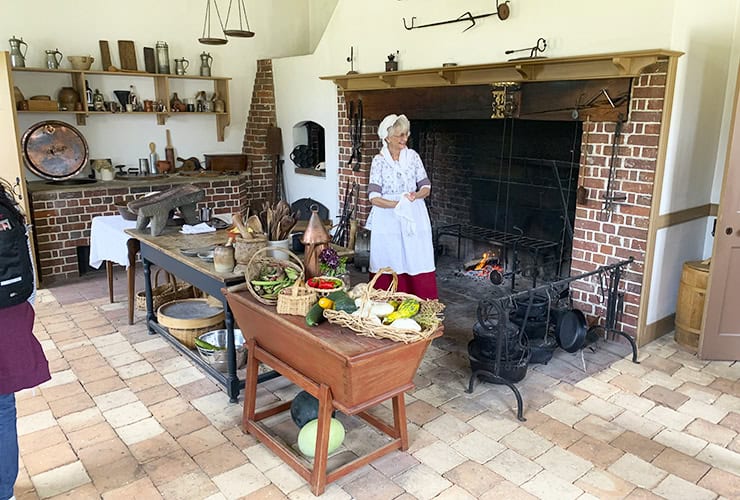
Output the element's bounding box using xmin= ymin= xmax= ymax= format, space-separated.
xmin=464 ymin=252 xmax=504 ymax=282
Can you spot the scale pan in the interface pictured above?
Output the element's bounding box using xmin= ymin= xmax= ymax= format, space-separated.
xmin=198 ymin=37 xmax=228 ymax=45
xmin=224 ymin=29 xmax=255 ymax=37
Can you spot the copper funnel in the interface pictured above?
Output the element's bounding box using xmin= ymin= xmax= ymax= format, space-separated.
xmin=301 ymin=207 xmax=331 ymax=245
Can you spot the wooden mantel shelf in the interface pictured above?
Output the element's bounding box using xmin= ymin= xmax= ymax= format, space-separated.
xmin=320 ymin=49 xmax=683 ymax=91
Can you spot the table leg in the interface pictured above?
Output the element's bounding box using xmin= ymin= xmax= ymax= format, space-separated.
xmin=127 ymin=239 xmax=140 ymax=326
xmin=392 ymin=393 xmax=409 ymax=450
xmin=243 ymin=338 xmax=259 ymax=431
xmin=310 ymin=383 xmax=332 ymax=496
xmin=223 ymin=299 xmax=240 ymax=403
xmin=143 ymin=259 xmax=155 ymax=334
xmin=106 ymin=261 xmax=114 ymax=303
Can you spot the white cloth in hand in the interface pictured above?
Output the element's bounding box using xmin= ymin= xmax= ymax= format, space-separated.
xmin=180 ymin=223 xmax=216 ymax=234
xmin=394 ymin=194 xmax=416 ymax=236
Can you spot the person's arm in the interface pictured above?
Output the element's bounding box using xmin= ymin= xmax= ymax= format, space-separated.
xmin=370 ymin=196 xmax=398 ymax=208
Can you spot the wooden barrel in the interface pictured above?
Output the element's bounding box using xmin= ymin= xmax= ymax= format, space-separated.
xmin=674 ymin=260 xmax=710 ymax=350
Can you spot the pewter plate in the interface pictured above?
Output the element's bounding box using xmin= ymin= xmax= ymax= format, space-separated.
xmin=197 ymin=250 xmax=215 ymax=262
xmin=180 ymin=245 xmax=215 ymax=257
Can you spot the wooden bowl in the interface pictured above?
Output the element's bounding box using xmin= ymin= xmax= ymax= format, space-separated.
xmin=68 ymin=55 xmax=94 ymax=70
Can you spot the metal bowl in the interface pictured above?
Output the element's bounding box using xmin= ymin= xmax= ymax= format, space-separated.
xmin=195 ymin=329 xmax=246 ymax=372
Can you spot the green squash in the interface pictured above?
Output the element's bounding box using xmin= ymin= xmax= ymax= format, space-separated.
xmin=297 ymin=418 xmax=346 ymax=457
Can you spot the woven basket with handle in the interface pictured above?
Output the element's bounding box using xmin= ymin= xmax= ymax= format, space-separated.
xmin=245 ymin=246 xmax=305 ymax=306
xmin=136 ymin=268 xmax=195 ymax=311
xmin=323 ymin=268 xmax=445 ymax=343
xmin=276 ymin=280 xmax=317 ymax=316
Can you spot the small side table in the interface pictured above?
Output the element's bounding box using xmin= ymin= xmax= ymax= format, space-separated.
xmin=226 ymin=290 xmax=442 ymax=496
xmin=89 ymin=216 xmax=140 ymax=325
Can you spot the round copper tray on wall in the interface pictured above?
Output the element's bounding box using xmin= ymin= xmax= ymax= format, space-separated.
xmin=21 ymin=120 xmax=89 ymax=180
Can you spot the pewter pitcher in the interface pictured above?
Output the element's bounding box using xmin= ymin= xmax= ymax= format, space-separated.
xmin=199 ymin=52 xmax=213 ymax=77
xmin=45 ymin=49 xmax=63 ymax=69
xmin=9 ymin=36 xmax=28 ymax=68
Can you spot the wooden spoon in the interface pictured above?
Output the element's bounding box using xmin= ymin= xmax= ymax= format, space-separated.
xmin=277 ymin=215 xmax=296 ymax=241
xmin=247 ymin=214 xmax=264 ymax=235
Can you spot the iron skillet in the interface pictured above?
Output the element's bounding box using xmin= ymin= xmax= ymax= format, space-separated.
xmin=556 ymin=308 xmax=588 ymax=353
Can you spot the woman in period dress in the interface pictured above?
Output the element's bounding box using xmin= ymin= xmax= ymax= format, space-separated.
xmin=366 ymin=114 xmax=438 ymax=299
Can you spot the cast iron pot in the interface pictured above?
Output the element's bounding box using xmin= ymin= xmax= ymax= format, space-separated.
xmin=556 ymin=308 xmax=588 ymax=353
xmin=468 ymin=339 xmax=530 ymax=383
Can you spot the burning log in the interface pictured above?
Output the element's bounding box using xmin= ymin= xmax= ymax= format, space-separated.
xmin=464 ymin=252 xmax=499 ymax=271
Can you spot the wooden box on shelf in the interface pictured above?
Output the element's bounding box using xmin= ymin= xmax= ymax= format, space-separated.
xmin=25 ymin=100 xmax=59 ymax=112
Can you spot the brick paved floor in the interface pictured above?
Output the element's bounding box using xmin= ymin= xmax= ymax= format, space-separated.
xmin=10 ymin=267 xmax=740 ymax=499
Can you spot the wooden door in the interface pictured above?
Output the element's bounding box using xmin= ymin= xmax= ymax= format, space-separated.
xmin=700 ymin=64 xmax=740 ymax=360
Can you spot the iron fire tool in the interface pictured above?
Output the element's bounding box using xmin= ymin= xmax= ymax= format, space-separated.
xmin=468 ymin=257 xmax=637 ymax=421
xmin=505 ymin=37 xmax=547 ymax=60
xmin=403 ymin=0 xmax=510 ymax=32
xmin=602 ymin=117 xmax=627 ymax=219
xmin=332 ymin=181 xmax=358 ymax=248
xmin=347 ymin=99 xmax=363 ymax=171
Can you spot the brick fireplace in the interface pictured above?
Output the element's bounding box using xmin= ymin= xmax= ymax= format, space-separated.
xmin=334 ymin=61 xmax=670 ymax=339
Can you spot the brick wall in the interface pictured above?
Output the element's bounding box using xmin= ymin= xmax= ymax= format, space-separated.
xmin=30 ymin=176 xmax=248 ymax=283
xmin=337 ymin=91 xmax=378 ymax=224
xmin=570 ymin=65 xmax=668 ymax=337
xmin=242 ymin=59 xmax=277 ymax=210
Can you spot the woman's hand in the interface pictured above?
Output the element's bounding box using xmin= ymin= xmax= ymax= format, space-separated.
xmin=405 ymin=192 xmax=416 ymax=201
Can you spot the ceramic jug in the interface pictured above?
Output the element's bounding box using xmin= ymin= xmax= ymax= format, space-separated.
xmin=9 ymin=36 xmax=28 ymax=68
xmin=174 ymin=57 xmax=189 ymax=75
xmin=45 ymin=48 xmax=63 ymax=69
xmin=199 ymin=52 xmax=213 ymax=77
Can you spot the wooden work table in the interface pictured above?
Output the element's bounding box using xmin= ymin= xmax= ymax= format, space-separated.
xmin=126 ymin=226 xmax=265 ymax=401
xmin=226 ymin=290 xmax=442 ymax=495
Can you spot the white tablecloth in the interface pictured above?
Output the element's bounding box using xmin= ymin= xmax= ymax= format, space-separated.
xmin=89 ymin=215 xmax=138 ymax=269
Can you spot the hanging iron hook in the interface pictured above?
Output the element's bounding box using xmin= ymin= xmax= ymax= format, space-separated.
xmin=458 ymin=11 xmax=477 ymax=32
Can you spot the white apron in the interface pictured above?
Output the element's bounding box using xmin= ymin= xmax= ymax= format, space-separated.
xmin=366 ymin=196 xmax=435 ymax=275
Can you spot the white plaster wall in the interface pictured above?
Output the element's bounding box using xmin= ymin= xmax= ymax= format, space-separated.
xmin=648 ymin=219 xmax=711 ymax=324
xmin=1 ymin=0 xmax=309 ymax=178
xmin=308 ymin=0 xmax=339 ymax=53
xmin=272 ymin=0 xmax=740 ymax=324
xmin=659 ymin=0 xmax=737 ymax=215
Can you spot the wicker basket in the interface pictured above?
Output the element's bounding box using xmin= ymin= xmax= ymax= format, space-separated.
xmin=136 ymin=269 xmax=195 ymax=311
xmin=157 ymin=299 xmax=225 ymax=349
xmin=245 ymin=246 xmax=305 ymax=306
xmin=233 ymin=234 xmax=268 ymax=265
xmin=276 ymin=281 xmax=317 ymax=316
xmin=323 ymin=268 xmax=445 ymax=343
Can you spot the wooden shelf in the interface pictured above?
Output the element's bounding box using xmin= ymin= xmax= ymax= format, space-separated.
xmin=320 ymin=49 xmax=683 ymax=91
xmin=294 ymin=167 xmax=326 ymax=177
xmin=11 ymin=67 xmax=231 ymax=140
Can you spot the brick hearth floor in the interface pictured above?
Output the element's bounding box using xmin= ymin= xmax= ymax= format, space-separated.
xmin=11 ymin=268 xmax=740 ymax=499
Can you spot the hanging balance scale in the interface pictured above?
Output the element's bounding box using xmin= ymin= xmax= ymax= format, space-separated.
xmin=199 ymin=0 xmax=228 ymax=45
xmin=223 ymin=0 xmax=255 ymax=37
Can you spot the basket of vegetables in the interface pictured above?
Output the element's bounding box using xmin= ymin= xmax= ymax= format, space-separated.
xmin=305 ymin=276 xmax=345 ymax=297
xmin=318 ymin=268 xmax=445 ymax=343
xmin=246 ymin=246 xmax=304 ymax=305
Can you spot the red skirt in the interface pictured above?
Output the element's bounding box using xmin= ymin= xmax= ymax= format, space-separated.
xmin=370 ymin=271 xmax=438 ymax=300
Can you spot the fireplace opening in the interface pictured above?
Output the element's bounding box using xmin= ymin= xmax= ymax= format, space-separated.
xmin=412 ymin=119 xmax=582 ymax=284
